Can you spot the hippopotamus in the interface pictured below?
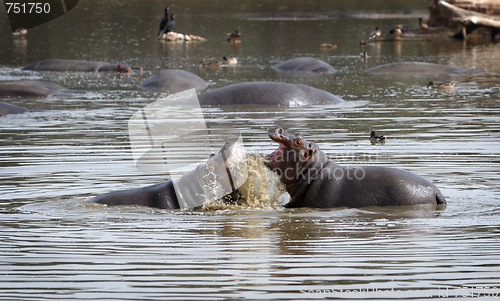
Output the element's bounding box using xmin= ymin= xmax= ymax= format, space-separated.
xmin=265 ymin=125 xmax=446 ymax=208
xmin=138 ymin=69 xmax=208 ymax=93
xmin=93 ymin=141 xmax=247 ymax=209
xmin=368 ymin=62 xmax=484 ymax=75
xmin=197 ymin=82 xmax=344 ymax=106
xmin=0 ymin=80 xmax=76 ymax=97
xmin=0 ymin=101 xmax=29 ymax=116
xmin=273 ymin=57 xmax=336 ymax=74
xmin=22 ymin=59 xmax=143 ymax=73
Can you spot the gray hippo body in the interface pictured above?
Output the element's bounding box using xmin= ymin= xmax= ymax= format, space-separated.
xmin=0 ymin=80 xmax=75 ymax=97
xmin=197 ymin=82 xmax=344 ymax=106
xmin=368 ymin=62 xmax=484 ymax=75
xmin=265 ymin=125 xmax=446 ymax=208
xmin=22 ymin=59 xmax=142 ymax=73
xmin=94 ymin=179 xmax=180 ymax=209
xmin=0 ymin=102 xmax=29 ymax=116
xmin=273 ymin=57 xmax=336 ymax=73
xmin=94 ymin=141 xmax=246 ymax=210
xmin=139 ymin=69 xmax=208 ymax=93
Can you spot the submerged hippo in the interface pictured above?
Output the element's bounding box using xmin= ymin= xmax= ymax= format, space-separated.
xmin=0 ymin=101 xmax=28 ymax=116
xmin=197 ymin=82 xmax=344 ymax=106
xmin=0 ymin=80 xmax=76 ymax=97
xmin=368 ymin=62 xmax=484 ymax=75
xmin=265 ymin=125 xmax=446 ymax=208
xmin=93 ymin=141 xmax=247 ymax=210
xmin=139 ymin=69 xmax=208 ymax=93
xmin=273 ymin=57 xmax=336 ymax=73
xmin=22 ymin=59 xmax=143 ymax=73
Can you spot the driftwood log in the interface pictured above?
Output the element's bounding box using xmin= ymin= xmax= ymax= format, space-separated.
xmin=428 ymin=0 xmax=500 ymax=39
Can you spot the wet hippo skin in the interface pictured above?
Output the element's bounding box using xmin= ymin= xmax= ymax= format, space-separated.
xmin=0 ymin=80 xmax=74 ymax=97
xmin=265 ymin=125 xmax=447 ymax=208
xmin=22 ymin=59 xmax=141 ymax=73
xmin=93 ymin=142 xmax=245 ymax=210
xmin=0 ymin=102 xmax=29 ymax=116
xmin=197 ymin=81 xmax=344 ymax=106
xmin=273 ymin=57 xmax=336 ymax=73
xmin=93 ymin=180 xmax=180 ymax=209
xmin=138 ymin=69 xmax=208 ymax=93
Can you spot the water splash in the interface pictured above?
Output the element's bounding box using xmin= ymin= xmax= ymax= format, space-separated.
xmin=202 ymin=154 xmax=286 ymax=210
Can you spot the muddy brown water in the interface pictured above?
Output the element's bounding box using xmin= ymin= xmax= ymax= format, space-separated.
xmin=1 ymin=0 xmax=500 ymax=300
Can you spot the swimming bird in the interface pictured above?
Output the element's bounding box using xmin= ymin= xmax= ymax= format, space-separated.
xmin=390 ymin=26 xmax=403 ymax=39
xmin=369 ymin=27 xmax=382 ymax=40
xmin=419 ymin=17 xmax=429 ymax=32
xmin=370 ymin=131 xmax=386 ymax=143
xmin=158 ymin=6 xmax=169 ymax=36
xmin=360 ymin=51 xmax=368 ymax=60
xmin=12 ymin=28 xmax=27 ymax=39
xmin=225 ymin=30 xmax=241 ymax=43
xmin=223 ymin=57 xmax=237 ymax=65
xmin=428 ymin=81 xmax=455 ymax=90
xmin=320 ymin=43 xmax=337 ymax=49
xmin=200 ymin=60 xmax=221 ymax=67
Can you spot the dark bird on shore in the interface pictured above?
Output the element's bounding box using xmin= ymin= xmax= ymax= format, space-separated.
xmin=225 ymin=30 xmax=241 ymax=43
xmin=165 ymin=14 xmax=176 ymax=33
xmin=370 ymin=131 xmax=386 ymax=143
xmin=158 ymin=6 xmax=170 ymax=36
xmin=158 ymin=14 xmax=176 ymax=38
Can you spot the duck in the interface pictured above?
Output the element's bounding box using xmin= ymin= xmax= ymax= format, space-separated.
xmin=360 ymin=51 xmax=368 ymax=60
xmin=12 ymin=28 xmax=27 ymax=39
xmin=419 ymin=17 xmax=429 ymax=32
xmin=390 ymin=26 xmax=403 ymax=39
xmin=225 ymin=30 xmax=241 ymax=43
xmin=199 ymin=60 xmax=221 ymax=67
xmin=370 ymin=131 xmax=386 ymax=143
xmin=428 ymin=81 xmax=455 ymax=90
xmin=158 ymin=6 xmax=169 ymax=36
xmin=320 ymin=43 xmax=337 ymax=49
xmin=223 ymin=56 xmax=237 ymax=65
xmin=369 ymin=27 xmax=382 ymax=40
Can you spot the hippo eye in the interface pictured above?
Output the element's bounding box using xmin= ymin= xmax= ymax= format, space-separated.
xmin=294 ymin=139 xmax=303 ymax=147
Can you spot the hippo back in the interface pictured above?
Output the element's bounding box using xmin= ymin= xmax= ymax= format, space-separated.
xmin=22 ymin=59 xmax=117 ymax=72
xmin=0 ymin=102 xmax=29 ymax=116
xmin=139 ymin=69 xmax=208 ymax=93
xmin=0 ymin=80 xmax=67 ymax=97
xmin=274 ymin=57 xmax=336 ymax=73
xmin=197 ymin=82 xmax=343 ymax=106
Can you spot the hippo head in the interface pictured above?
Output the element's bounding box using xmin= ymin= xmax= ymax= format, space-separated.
xmin=265 ymin=125 xmax=320 ymax=185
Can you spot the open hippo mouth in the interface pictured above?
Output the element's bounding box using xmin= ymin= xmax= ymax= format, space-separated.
xmin=265 ymin=125 xmax=291 ymax=165
xmin=266 ymin=141 xmax=286 ymax=162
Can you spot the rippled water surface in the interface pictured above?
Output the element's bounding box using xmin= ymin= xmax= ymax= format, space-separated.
xmin=1 ymin=0 xmax=500 ymax=300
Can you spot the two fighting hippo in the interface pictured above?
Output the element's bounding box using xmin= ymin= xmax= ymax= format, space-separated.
xmin=94 ymin=126 xmax=446 ymax=209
